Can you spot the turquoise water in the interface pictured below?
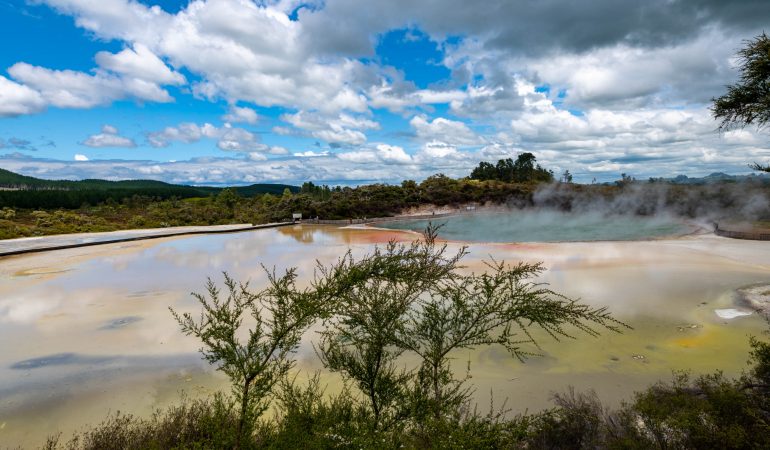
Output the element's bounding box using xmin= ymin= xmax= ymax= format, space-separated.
xmin=377 ymin=210 xmax=692 ymax=242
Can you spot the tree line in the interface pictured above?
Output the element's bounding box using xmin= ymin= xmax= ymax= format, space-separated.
xmin=469 ymin=153 xmax=554 ymax=183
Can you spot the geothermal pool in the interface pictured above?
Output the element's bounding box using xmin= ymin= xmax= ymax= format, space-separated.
xmin=1 ymin=224 xmax=769 ymax=447
xmin=378 ymin=209 xmax=695 ymax=242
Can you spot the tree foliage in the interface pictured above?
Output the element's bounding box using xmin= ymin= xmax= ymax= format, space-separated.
xmin=712 ymin=32 xmax=770 ymax=171
xmin=170 ymin=272 xmax=322 ymax=448
xmin=316 ymin=225 xmax=625 ymax=437
xmin=401 ymin=260 xmax=625 ymax=423
xmin=168 ymin=258 xmax=391 ymax=447
xmin=317 ymin=226 xmax=467 ymax=430
xmin=712 ymin=32 xmax=770 ymax=132
xmin=469 ymin=153 xmax=554 ymax=183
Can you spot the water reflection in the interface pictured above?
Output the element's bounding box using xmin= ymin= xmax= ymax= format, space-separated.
xmin=99 ymin=316 xmax=143 ymax=330
xmin=11 ymin=353 xmax=116 ymax=370
xmin=0 ymin=225 xmax=768 ymax=447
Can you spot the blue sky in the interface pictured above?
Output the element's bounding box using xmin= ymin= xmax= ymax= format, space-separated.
xmin=0 ymin=0 xmax=768 ymax=185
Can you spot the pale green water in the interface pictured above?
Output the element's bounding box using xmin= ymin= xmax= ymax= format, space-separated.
xmin=378 ymin=210 xmax=693 ymax=242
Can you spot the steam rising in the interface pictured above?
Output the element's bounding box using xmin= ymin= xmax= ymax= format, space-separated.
xmin=530 ymin=181 xmax=770 ymax=225
xmin=384 ymin=180 xmax=770 ymax=242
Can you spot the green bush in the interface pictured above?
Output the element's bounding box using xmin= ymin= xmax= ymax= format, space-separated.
xmin=44 ymin=395 xmax=242 ymax=450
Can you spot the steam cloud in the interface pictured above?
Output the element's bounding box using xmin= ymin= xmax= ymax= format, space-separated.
xmin=528 ymin=181 xmax=770 ymax=227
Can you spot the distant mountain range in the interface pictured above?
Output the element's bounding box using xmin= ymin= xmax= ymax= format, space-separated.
xmin=656 ymin=172 xmax=770 ymax=185
xmin=0 ymin=168 xmax=299 ymax=197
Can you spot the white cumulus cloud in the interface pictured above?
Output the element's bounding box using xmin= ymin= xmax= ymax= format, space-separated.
xmin=146 ymin=122 xmax=285 ymax=154
xmin=82 ymin=125 xmax=137 ymax=148
xmin=7 ymin=62 xmax=175 ymax=108
xmin=95 ymin=43 xmax=185 ymax=86
xmin=410 ymin=115 xmax=481 ymax=146
xmin=0 ymin=76 xmax=46 ymax=117
xmin=222 ymin=105 xmax=259 ymax=124
xmin=280 ymin=110 xmax=380 ymax=146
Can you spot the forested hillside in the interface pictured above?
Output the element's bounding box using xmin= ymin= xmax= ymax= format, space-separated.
xmin=0 ymin=168 xmax=298 ymax=208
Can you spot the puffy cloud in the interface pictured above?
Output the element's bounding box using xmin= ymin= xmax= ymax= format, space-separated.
xmin=7 ymin=62 xmax=175 ymax=108
xmin=33 ymin=0 xmax=173 ymax=43
xmin=147 ymin=122 xmax=219 ymax=147
xmin=280 ymin=111 xmax=380 ymax=146
xmin=3 ymin=25 xmax=181 ymax=114
xmin=95 ymin=43 xmax=185 ymax=85
xmin=337 ymin=144 xmax=413 ymax=165
xmin=478 ymin=143 xmax=523 ymax=160
xmin=314 ymin=128 xmax=366 ymax=146
xmin=222 ymin=105 xmax=259 ymax=124
xmin=520 ymin=29 xmax=740 ymax=109
xmin=216 ymin=125 xmax=264 ymax=152
xmin=368 ymin=82 xmax=467 ymax=113
xmin=410 ymin=115 xmax=481 ymax=146
xmin=73 ymin=153 xmax=89 ymax=161
xmin=0 ymin=75 xmax=46 ymax=117
xmin=294 ymin=150 xmax=329 ymax=158
xmin=81 ymin=125 xmax=137 ymax=148
xmin=417 ymin=141 xmax=464 ymax=160
xmin=146 ymin=122 xmax=285 ymax=154
xmin=376 ymin=144 xmax=412 ymax=164
xmin=336 ymin=150 xmax=380 ymax=163
xmin=35 ymin=0 xmax=371 ymax=114
xmin=247 ymin=152 xmax=267 ymax=161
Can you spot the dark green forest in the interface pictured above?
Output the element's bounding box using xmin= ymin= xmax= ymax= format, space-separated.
xmin=0 ymin=168 xmax=298 ymax=209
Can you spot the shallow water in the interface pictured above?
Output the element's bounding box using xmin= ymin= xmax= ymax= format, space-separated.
xmin=378 ymin=210 xmax=694 ymax=242
xmin=0 ymin=225 xmax=768 ymax=447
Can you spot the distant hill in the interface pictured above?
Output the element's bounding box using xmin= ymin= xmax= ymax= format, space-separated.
xmin=0 ymin=168 xmax=299 ymax=209
xmin=657 ymin=172 xmax=770 ymax=185
xmin=607 ymin=172 xmax=770 ymax=186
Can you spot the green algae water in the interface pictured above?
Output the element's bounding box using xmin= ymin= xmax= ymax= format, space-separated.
xmin=377 ymin=210 xmax=693 ymax=242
